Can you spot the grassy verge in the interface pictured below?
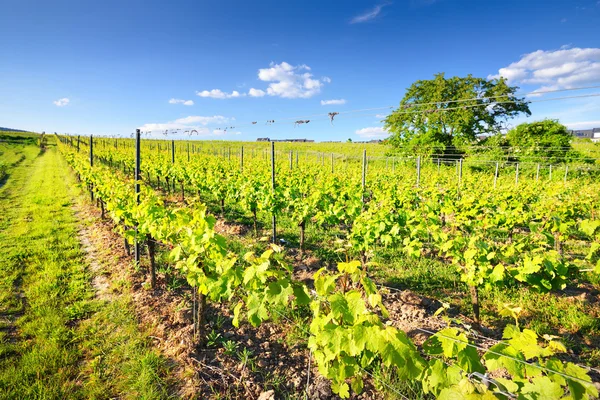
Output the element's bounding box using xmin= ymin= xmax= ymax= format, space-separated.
xmin=0 ymin=139 xmax=172 ymax=399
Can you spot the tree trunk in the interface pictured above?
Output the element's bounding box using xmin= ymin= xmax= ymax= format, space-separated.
xmin=147 ymin=235 xmax=156 ymax=289
xmin=124 ymin=237 xmax=131 ymax=256
xmin=469 ymin=285 xmax=480 ymax=324
xmin=194 ymin=290 xmax=207 ymax=345
xmin=554 ymin=232 xmax=562 ymax=255
xmin=220 ymin=198 xmax=225 ymax=217
xmin=253 ymin=208 xmax=258 ymax=236
xmin=360 ymin=250 xmax=367 ymax=268
xmin=165 ymin=177 xmax=170 ymax=193
xmin=100 ymin=199 xmax=105 ymax=219
xmin=181 ymin=181 xmax=185 ymax=202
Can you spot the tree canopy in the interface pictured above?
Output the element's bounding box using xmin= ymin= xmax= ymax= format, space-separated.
xmin=468 ymin=120 xmax=587 ymax=165
xmin=505 ymin=119 xmax=575 ymax=164
xmin=384 ymin=73 xmax=531 ymax=156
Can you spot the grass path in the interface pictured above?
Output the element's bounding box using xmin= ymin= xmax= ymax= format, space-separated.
xmin=0 ymin=142 xmax=173 ymax=399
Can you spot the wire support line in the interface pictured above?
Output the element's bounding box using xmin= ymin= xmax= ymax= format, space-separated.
xmin=414 ymin=326 xmax=598 ymax=386
xmin=319 ymin=93 xmax=600 ymax=124
xmin=374 ymin=282 xmax=600 ymax=377
xmin=233 ymin=85 xmax=600 ymax=127
xmin=269 ymin=307 xmax=413 ymax=400
xmin=464 ymin=331 xmax=600 ymax=376
xmin=137 ymin=91 xmax=600 ymax=134
xmin=58 ymin=84 xmax=600 ymax=138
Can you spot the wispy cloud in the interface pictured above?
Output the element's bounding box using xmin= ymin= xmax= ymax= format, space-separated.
xmin=411 ymin=0 xmax=437 ymax=5
xmin=169 ymin=98 xmax=194 ymax=106
xmin=53 ymin=98 xmax=70 ymax=107
xmin=355 ymin=126 xmax=389 ymax=138
xmin=321 ymin=99 xmax=346 ymax=105
xmin=350 ymin=3 xmax=391 ymax=24
xmin=213 ymin=129 xmax=242 ymax=136
xmin=138 ymin=115 xmax=231 ymax=132
xmin=563 ymin=120 xmax=600 ymax=129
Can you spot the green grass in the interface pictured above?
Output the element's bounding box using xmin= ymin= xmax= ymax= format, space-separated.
xmin=0 ymin=140 xmax=39 ymax=183
xmin=0 ymin=138 xmax=172 ymax=399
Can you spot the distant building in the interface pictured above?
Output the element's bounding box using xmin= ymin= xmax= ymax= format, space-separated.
xmin=570 ymin=128 xmax=600 ymax=142
xmin=571 ymin=129 xmax=593 ymax=139
xmin=353 ymin=139 xmax=383 ymax=144
xmin=256 ymin=138 xmax=315 ymax=142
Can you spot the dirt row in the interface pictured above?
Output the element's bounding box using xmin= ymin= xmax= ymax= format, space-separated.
xmin=74 ymin=196 xmax=469 ymax=398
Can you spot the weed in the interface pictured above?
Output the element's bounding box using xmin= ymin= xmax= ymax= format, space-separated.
xmin=206 ymin=329 xmax=222 ymax=348
xmin=222 ymin=340 xmax=239 ymax=356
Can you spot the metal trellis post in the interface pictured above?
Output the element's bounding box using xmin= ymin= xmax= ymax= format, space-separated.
xmin=134 ymin=129 xmax=141 ymax=267
xmin=271 ymin=142 xmax=277 ymax=244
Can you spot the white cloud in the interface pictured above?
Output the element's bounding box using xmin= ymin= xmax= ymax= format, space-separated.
xmin=321 ymin=99 xmax=346 ymax=105
xmin=138 ymin=115 xmax=230 ymax=132
xmin=257 ymin=62 xmax=326 ymax=99
xmin=175 ymin=115 xmax=229 ymax=125
xmin=212 ymin=129 xmax=242 ymax=136
xmin=169 ymin=98 xmax=194 ymax=106
xmin=350 ymin=3 xmax=391 ymax=24
xmin=563 ymin=120 xmax=600 ymax=129
xmin=53 ymin=98 xmax=70 ymax=107
xmin=355 ymin=126 xmax=389 ymax=139
xmin=248 ymin=88 xmax=266 ymax=97
xmin=196 ymin=62 xmax=330 ymax=100
xmin=375 ymin=114 xmax=388 ymax=118
xmin=489 ymin=47 xmax=600 ymax=95
xmin=196 ymin=89 xmax=244 ymax=99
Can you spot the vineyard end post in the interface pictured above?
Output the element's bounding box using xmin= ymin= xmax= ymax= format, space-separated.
xmin=89 ymin=135 xmax=94 ymax=202
xmin=134 ymin=129 xmax=141 ymax=268
xmin=171 ymin=139 xmax=175 ymax=164
xmin=331 ymin=153 xmax=334 ymax=174
xmin=493 ymin=162 xmax=499 ymax=189
xmin=271 ymin=141 xmax=277 ymax=244
xmin=416 ymin=156 xmax=421 ymax=188
xmin=361 ymin=149 xmax=367 ymax=206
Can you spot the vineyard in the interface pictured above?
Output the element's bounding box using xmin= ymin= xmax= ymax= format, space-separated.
xmin=50 ymin=132 xmax=600 ymax=399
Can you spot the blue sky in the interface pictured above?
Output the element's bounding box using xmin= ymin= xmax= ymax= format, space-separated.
xmin=1 ymin=0 xmax=599 ymax=141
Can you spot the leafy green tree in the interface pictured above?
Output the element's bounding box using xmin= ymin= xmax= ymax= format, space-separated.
xmin=384 ymin=73 xmax=530 ymax=156
xmin=506 ymin=119 xmax=574 ymax=164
